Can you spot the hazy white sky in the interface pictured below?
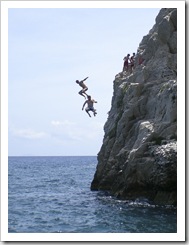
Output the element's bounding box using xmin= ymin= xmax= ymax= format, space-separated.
xmin=7 ymin=3 xmax=161 ymax=156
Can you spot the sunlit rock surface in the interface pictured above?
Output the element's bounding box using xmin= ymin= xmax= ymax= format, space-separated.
xmin=91 ymin=8 xmax=177 ymax=205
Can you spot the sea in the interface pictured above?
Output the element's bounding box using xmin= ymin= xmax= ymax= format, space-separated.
xmin=8 ymin=156 xmax=177 ymax=233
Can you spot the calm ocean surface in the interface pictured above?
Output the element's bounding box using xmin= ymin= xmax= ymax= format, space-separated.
xmin=8 ymin=156 xmax=177 ymax=233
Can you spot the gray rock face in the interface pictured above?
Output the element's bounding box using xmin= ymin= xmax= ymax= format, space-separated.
xmin=91 ymin=8 xmax=177 ymax=206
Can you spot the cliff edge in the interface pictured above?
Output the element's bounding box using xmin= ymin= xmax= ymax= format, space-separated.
xmin=91 ymin=8 xmax=177 ymax=205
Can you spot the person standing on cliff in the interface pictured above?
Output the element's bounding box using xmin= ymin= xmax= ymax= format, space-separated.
xmin=76 ymin=76 xmax=89 ymax=99
xmin=130 ymin=52 xmax=136 ymax=72
xmin=82 ymin=95 xmax=97 ymax=117
xmin=123 ymin=54 xmax=130 ymax=72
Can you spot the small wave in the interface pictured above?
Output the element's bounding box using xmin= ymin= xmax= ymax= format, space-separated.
xmin=44 ymin=179 xmax=60 ymax=183
xmin=8 ymin=228 xmax=17 ymax=233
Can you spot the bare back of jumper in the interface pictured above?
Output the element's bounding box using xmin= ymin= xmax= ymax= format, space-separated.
xmin=79 ymin=81 xmax=88 ymax=90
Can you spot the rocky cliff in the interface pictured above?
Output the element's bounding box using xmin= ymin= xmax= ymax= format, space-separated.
xmin=91 ymin=8 xmax=177 ymax=205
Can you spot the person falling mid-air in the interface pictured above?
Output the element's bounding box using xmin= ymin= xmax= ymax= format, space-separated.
xmin=82 ymin=95 xmax=97 ymax=117
xmin=76 ymin=77 xmax=89 ymax=99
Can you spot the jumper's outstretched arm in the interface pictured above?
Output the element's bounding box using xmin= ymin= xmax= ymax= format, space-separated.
xmin=81 ymin=77 xmax=89 ymax=82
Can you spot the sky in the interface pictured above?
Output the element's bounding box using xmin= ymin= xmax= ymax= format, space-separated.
xmin=7 ymin=4 xmax=161 ymax=156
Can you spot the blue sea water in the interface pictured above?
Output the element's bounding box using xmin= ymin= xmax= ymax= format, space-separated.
xmin=8 ymin=156 xmax=177 ymax=233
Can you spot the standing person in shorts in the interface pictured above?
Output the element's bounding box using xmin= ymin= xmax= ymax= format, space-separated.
xmin=82 ymin=95 xmax=97 ymax=117
xmin=76 ymin=77 xmax=89 ymax=99
xmin=123 ymin=54 xmax=130 ymax=72
xmin=130 ymin=52 xmax=136 ymax=72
